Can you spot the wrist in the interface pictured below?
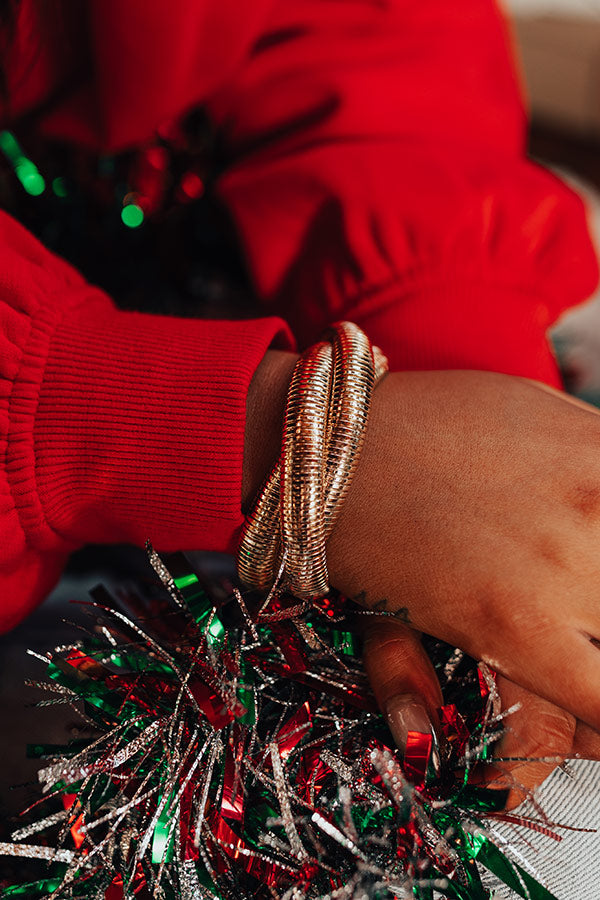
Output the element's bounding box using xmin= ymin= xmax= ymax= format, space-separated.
xmin=325 ymin=372 xmax=392 ymax=597
xmin=242 ymin=349 xmax=299 ymax=512
xmin=240 ymin=325 xmax=386 ymax=596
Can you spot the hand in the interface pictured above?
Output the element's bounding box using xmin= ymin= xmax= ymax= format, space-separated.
xmin=363 ymin=619 xmax=600 ymax=808
xmin=326 ymin=370 xmax=600 ymax=731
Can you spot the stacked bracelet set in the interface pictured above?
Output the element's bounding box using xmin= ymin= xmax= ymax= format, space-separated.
xmin=237 ymin=321 xmax=388 ymax=599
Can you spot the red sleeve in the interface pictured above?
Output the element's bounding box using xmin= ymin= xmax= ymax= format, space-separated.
xmin=206 ymin=0 xmax=599 ymax=387
xmin=0 ymin=212 xmax=292 ymax=631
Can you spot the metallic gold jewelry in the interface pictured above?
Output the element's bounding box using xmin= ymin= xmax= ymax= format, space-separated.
xmin=281 ymin=341 xmax=333 ymax=597
xmin=237 ymin=322 xmax=388 ymax=598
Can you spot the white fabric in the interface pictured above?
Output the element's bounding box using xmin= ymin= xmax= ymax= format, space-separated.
xmin=484 ymin=759 xmax=600 ymax=899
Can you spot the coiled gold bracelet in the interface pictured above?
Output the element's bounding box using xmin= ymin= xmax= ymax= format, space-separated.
xmin=237 ymin=322 xmax=388 ymax=598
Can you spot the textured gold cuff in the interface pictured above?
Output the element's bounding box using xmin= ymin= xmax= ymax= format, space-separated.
xmin=237 ymin=322 xmax=388 ymax=598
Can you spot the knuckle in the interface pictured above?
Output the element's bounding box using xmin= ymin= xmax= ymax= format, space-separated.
xmin=363 ymin=623 xmax=419 ymax=660
xmin=535 ymin=534 xmax=567 ymax=569
xmin=502 ymin=601 xmax=556 ymax=653
xmin=364 ymin=636 xmax=420 ymax=672
xmin=518 ymin=706 xmax=575 ymax=759
xmin=567 ymin=482 xmax=600 ymax=522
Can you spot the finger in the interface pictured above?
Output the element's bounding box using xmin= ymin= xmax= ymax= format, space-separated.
xmin=483 ymin=676 xmax=575 ymax=810
xmin=488 ymin=629 xmax=600 ymax=735
xmin=573 ymin=721 xmax=600 ymax=760
xmin=362 ymin=618 xmax=443 ymax=758
xmin=548 ymin=632 xmax=600 ymax=732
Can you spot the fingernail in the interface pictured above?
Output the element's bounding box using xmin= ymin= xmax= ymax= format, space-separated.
xmin=385 ymin=693 xmax=441 ymax=776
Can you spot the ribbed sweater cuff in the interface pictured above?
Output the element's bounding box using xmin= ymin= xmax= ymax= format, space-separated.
xmin=30 ymin=299 xmax=293 ymax=555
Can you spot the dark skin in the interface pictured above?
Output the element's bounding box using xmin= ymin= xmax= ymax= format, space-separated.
xmin=362 ymin=617 xmax=600 ymax=808
xmin=243 ymin=351 xmax=600 ymax=807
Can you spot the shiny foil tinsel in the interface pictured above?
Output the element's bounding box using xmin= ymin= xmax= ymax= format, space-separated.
xmin=0 ymin=547 xmax=573 ymax=900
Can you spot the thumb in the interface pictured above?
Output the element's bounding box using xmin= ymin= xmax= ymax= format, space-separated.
xmin=362 ymin=618 xmax=443 ymax=763
xmin=482 ymin=676 xmax=575 ymax=809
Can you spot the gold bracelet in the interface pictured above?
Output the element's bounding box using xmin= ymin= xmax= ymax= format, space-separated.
xmin=281 ymin=340 xmax=333 ymax=597
xmin=237 ymin=322 xmax=388 ymax=597
xmin=321 ymin=323 xmax=379 ymax=541
xmin=237 ymin=341 xmax=388 ymax=593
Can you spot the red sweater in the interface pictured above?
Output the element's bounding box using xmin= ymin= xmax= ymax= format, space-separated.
xmin=1 ymin=0 xmax=598 ymax=631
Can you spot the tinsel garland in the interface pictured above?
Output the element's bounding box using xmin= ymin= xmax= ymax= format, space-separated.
xmin=0 ymin=547 xmax=564 ymax=900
